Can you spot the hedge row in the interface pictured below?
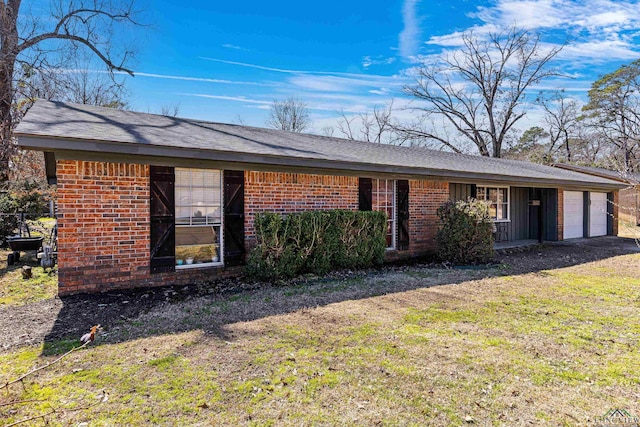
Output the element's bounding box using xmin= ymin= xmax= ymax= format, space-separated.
xmin=246 ymin=210 xmax=387 ymax=280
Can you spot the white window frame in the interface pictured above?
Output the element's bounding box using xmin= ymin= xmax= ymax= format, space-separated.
xmin=476 ymin=185 xmax=510 ymax=222
xmin=372 ymin=179 xmax=397 ymax=250
xmin=175 ymin=168 xmax=224 ymax=269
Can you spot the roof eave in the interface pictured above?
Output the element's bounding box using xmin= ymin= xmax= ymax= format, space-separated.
xmin=17 ymin=134 xmax=626 ymax=191
xmin=553 ymin=164 xmax=629 ymax=183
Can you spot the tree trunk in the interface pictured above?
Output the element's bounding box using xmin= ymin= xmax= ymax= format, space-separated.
xmin=0 ymin=0 xmax=20 ymax=182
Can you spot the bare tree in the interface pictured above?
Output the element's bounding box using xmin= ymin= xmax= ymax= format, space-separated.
xmin=0 ymin=0 xmax=141 ymax=181
xmin=538 ymin=90 xmax=580 ymax=162
xmin=158 ymin=103 xmax=179 ymax=117
xmin=232 ymin=114 xmax=246 ymax=126
xmin=335 ymin=101 xmax=409 ymax=145
xmin=320 ymin=125 xmax=334 ymax=137
xmin=400 ymin=27 xmax=562 ymax=157
xmin=62 ymin=72 xmax=127 ymax=109
xmin=265 ymin=97 xmax=310 ymax=133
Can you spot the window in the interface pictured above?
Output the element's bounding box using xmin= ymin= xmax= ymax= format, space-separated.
xmin=175 ymin=168 xmax=223 ymax=267
xmin=372 ymin=179 xmax=396 ymax=249
xmin=477 ymin=186 xmax=509 ymax=221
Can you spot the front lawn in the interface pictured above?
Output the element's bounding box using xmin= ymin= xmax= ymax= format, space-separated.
xmin=0 ymin=248 xmax=57 ymax=305
xmin=1 ymin=249 xmax=638 ymax=426
xmin=0 ymin=217 xmax=58 ymax=305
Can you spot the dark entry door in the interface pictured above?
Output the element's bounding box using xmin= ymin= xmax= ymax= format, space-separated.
xmin=528 ymin=188 xmax=542 ymax=242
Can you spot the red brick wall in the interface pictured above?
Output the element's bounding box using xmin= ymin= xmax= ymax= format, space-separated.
xmin=244 ymin=171 xmax=359 ymax=242
xmin=57 ymin=160 xmax=237 ymax=295
xmin=244 ymin=173 xmax=448 ymax=256
xmin=612 ymin=190 xmax=619 ymax=236
xmin=557 ymin=189 xmax=564 ymax=241
xmin=407 ymin=180 xmax=449 ymax=255
xmin=618 ymin=186 xmax=638 ymax=227
xmin=56 ymin=162 xmax=449 ymax=294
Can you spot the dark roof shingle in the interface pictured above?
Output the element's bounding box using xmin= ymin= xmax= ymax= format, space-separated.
xmin=15 ymin=100 xmax=623 ymax=189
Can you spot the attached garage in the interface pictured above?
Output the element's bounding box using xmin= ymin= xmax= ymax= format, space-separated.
xmin=589 ymin=192 xmax=608 ymax=237
xmin=563 ymin=191 xmax=584 ymax=239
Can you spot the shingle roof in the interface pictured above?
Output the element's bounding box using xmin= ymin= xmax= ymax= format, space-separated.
xmin=554 ymin=163 xmax=640 ymax=184
xmin=15 ymin=100 xmax=623 ymax=189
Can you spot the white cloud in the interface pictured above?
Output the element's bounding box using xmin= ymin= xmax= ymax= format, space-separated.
xmin=177 ymin=1 xmax=640 ymax=130
xmin=369 ymin=88 xmax=392 ymax=95
xmin=423 ymin=1 xmax=640 ymax=72
xmin=474 ymin=0 xmax=566 ymax=30
xmin=472 ymin=0 xmax=640 ymax=33
xmin=558 ymin=40 xmax=640 ymax=62
xmin=182 ymin=94 xmax=272 ymax=106
xmin=221 ymin=43 xmax=250 ymax=51
xmin=181 ymin=92 xmax=359 ymax=114
xmin=362 ymin=55 xmax=397 ymax=69
xmin=399 ymin=0 xmax=423 ymax=58
xmin=131 ymin=71 xmax=275 ymax=86
xmin=200 ymin=57 xmax=405 ymax=81
xmin=288 ymin=74 xmax=406 ymax=94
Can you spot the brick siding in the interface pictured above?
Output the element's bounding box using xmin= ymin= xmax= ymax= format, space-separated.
xmin=54 ymin=161 xmax=481 ymax=294
xmin=618 ymin=186 xmax=638 ymax=227
xmin=243 ymin=171 xmax=359 ymax=243
xmin=56 ymin=160 xmax=238 ymax=295
xmin=407 ymin=180 xmax=449 ymax=255
xmin=612 ymin=190 xmax=620 ymax=236
xmin=557 ymin=189 xmax=564 ymax=241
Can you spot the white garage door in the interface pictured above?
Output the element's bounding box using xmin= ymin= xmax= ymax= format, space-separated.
xmin=590 ymin=192 xmax=608 ymax=237
xmin=564 ymin=191 xmax=584 ymax=239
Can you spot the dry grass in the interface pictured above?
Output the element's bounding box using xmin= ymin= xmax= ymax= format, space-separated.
xmin=0 ymin=217 xmax=57 ymax=305
xmin=0 ymin=249 xmax=57 ymax=306
xmin=618 ymin=218 xmax=640 ymax=240
xmin=1 ymin=251 xmax=639 ymax=426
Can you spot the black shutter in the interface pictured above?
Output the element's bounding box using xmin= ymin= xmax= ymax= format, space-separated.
xmin=397 ymin=179 xmax=410 ymax=250
xmin=150 ymin=166 xmax=175 ymax=273
xmin=359 ymin=178 xmax=372 ymax=211
xmin=470 ymin=184 xmax=477 ymax=199
xmin=224 ymin=170 xmax=245 ymax=266
xmin=607 ymin=192 xmax=614 ymax=235
xmin=583 ymin=192 xmax=590 ymax=238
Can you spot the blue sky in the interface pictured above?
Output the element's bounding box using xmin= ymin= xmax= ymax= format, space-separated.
xmin=56 ymin=1 xmax=640 ymax=133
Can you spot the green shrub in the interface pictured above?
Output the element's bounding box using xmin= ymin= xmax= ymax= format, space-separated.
xmin=436 ymin=199 xmax=494 ymax=264
xmin=246 ymin=210 xmax=386 ymax=281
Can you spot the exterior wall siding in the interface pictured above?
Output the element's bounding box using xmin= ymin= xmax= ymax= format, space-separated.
xmin=243 ymin=171 xmax=359 ymax=244
xmin=618 ymin=186 xmax=638 ymax=227
xmin=59 ymin=159 xmax=608 ymax=295
xmin=56 ymin=160 xmax=238 ymax=295
xmin=509 ymin=187 xmax=530 ymax=241
xmin=612 ymin=190 xmax=619 ymax=236
xmin=557 ymin=189 xmax=564 ymax=241
xmin=390 ymin=180 xmax=449 ymax=260
xmin=449 ymin=183 xmax=473 ymax=201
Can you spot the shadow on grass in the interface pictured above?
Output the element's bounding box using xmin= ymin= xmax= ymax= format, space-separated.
xmin=39 ymin=236 xmax=640 ymax=354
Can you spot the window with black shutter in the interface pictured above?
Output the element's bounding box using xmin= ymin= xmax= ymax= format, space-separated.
xmin=363 ymin=178 xmax=398 ymax=250
xmin=150 ymin=166 xmax=175 ymax=273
